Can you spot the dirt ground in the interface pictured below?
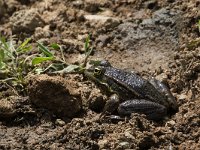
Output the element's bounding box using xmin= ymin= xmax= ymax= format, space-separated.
xmin=0 ymin=0 xmax=200 ymax=149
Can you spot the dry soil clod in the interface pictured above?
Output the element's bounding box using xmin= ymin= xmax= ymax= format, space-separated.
xmin=27 ymin=74 xmax=82 ymax=118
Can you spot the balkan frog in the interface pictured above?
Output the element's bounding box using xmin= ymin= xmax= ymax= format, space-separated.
xmin=84 ymin=60 xmax=178 ymax=120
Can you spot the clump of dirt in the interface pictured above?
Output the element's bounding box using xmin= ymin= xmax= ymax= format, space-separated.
xmin=0 ymin=97 xmax=17 ymax=118
xmin=10 ymin=8 xmax=45 ymax=35
xmin=27 ymin=74 xmax=82 ymax=118
xmin=0 ymin=0 xmax=200 ymax=149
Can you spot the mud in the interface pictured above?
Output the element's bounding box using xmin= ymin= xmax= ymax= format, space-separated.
xmin=0 ymin=0 xmax=200 ymax=149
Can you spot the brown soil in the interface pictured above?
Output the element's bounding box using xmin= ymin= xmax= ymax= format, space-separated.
xmin=0 ymin=0 xmax=200 ymax=149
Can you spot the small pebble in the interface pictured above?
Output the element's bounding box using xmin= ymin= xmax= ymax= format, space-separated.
xmin=55 ymin=119 xmax=65 ymax=126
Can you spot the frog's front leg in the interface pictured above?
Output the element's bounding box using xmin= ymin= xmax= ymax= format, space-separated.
xmin=99 ymin=94 xmax=120 ymax=119
xmin=118 ymin=99 xmax=167 ymax=121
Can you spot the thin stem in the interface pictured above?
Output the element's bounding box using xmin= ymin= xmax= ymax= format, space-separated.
xmin=59 ymin=45 xmax=66 ymax=63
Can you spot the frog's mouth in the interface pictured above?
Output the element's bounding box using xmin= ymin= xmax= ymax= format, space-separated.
xmin=84 ymin=70 xmax=99 ymax=82
xmin=84 ymin=69 xmax=110 ymax=90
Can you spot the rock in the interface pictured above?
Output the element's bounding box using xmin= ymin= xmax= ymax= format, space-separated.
xmin=98 ymin=139 xmax=108 ymax=149
xmin=165 ymin=120 xmax=176 ymax=128
xmin=27 ymin=74 xmax=82 ymax=118
xmin=117 ymin=8 xmax=181 ymax=50
xmin=84 ymin=15 xmax=112 ymax=23
xmin=84 ymin=15 xmax=120 ymax=30
xmin=55 ymin=119 xmax=65 ymax=126
xmin=109 ymin=8 xmax=182 ymax=72
xmin=117 ymin=142 xmax=130 ymax=149
xmin=10 ymin=8 xmax=45 ymax=34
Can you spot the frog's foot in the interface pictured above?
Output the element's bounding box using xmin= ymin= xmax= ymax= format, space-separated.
xmin=103 ymin=115 xmax=126 ymax=123
xmin=149 ymin=78 xmax=178 ymax=112
xmin=118 ymin=99 xmax=167 ymax=121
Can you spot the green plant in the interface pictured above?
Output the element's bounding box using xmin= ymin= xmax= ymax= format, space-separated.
xmin=31 ymin=42 xmax=58 ymax=74
xmin=48 ymin=34 xmax=94 ymax=74
xmin=0 ymin=36 xmax=32 ymax=94
xmin=0 ymin=34 xmax=94 ymax=95
xmin=198 ymin=20 xmax=200 ymax=33
xmin=31 ymin=42 xmax=76 ymax=74
xmin=0 ymin=36 xmax=59 ymax=94
xmin=83 ymin=34 xmax=93 ymax=67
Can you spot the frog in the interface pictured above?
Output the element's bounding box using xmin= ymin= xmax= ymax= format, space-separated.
xmin=84 ymin=60 xmax=178 ymax=121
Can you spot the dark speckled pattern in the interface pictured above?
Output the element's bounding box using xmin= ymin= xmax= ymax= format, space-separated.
xmin=118 ymin=99 xmax=167 ymax=120
xmin=85 ymin=62 xmax=178 ymax=120
xmin=103 ymin=66 xmax=170 ymax=109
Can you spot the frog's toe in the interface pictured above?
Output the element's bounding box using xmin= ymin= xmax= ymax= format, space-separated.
xmin=118 ymin=99 xmax=167 ymax=121
xmin=99 ymin=94 xmax=120 ymax=119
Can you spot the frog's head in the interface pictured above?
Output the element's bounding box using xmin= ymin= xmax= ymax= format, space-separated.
xmin=84 ymin=60 xmax=111 ymax=83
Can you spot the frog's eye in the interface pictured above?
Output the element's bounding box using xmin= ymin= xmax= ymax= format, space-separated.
xmin=94 ymin=68 xmax=102 ymax=75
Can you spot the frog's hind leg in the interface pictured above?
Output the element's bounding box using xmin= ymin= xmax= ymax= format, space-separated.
xmin=118 ymin=99 xmax=167 ymax=121
xmin=149 ymin=78 xmax=178 ymax=112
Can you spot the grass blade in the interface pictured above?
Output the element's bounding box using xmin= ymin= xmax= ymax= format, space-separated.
xmin=32 ymin=57 xmax=55 ymax=65
xmin=37 ymin=42 xmax=53 ymax=57
xmin=50 ymin=43 xmax=60 ymax=50
xmin=0 ymin=36 xmax=9 ymax=51
xmin=54 ymin=65 xmax=80 ymax=73
xmin=0 ymin=49 xmax=5 ymax=61
xmin=16 ymin=38 xmax=32 ymax=52
xmin=84 ymin=35 xmax=90 ymax=52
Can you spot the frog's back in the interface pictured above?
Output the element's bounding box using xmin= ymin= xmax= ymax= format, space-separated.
xmin=105 ymin=67 xmax=146 ymax=95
